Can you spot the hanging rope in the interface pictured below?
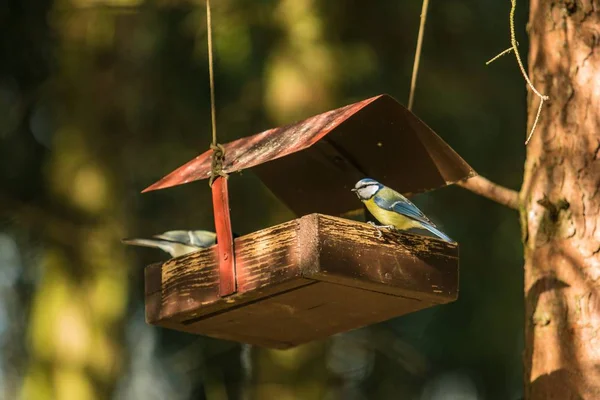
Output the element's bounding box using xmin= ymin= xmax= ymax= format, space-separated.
xmin=507 ymin=0 xmax=548 ymax=145
xmin=407 ymin=0 xmax=429 ymax=111
xmin=206 ymin=0 xmax=227 ymax=186
xmin=486 ymin=0 xmax=548 ymax=145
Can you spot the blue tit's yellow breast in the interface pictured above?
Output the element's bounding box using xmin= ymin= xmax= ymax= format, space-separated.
xmin=363 ymin=197 xmax=420 ymax=230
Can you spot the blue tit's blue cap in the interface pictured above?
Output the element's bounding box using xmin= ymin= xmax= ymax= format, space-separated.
xmin=354 ymin=178 xmax=380 ymax=189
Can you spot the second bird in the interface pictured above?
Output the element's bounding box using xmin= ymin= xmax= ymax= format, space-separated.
xmin=352 ymin=178 xmax=454 ymax=243
xmin=122 ymin=230 xmax=217 ymax=258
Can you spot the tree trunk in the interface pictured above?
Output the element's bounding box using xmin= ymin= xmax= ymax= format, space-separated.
xmin=522 ymin=1 xmax=600 ymax=399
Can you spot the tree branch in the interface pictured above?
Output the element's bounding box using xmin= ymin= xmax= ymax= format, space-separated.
xmin=457 ymin=175 xmax=520 ymax=210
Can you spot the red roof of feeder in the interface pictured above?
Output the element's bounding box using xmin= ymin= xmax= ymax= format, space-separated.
xmin=143 ymin=94 xmax=476 ymax=216
xmin=143 ymin=96 xmax=380 ymax=193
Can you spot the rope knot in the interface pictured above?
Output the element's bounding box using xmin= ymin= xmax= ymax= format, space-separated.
xmin=209 ymin=143 xmax=228 ymax=186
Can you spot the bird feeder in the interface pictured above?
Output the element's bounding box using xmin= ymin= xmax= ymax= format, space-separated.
xmin=142 ymin=94 xmax=476 ymax=349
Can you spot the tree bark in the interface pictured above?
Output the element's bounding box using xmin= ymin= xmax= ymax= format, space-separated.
xmin=522 ymin=1 xmax=600 ymax=399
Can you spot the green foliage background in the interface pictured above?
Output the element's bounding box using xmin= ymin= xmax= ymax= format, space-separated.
xmin=0 ymin=0 xmax=526 ymax=399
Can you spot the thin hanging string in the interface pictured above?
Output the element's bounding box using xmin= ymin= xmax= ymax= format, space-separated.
xmin=486 ymin=0 xmax=548 ymax=144
xmin=407 ymin=0 xmax=429 ymax=111
xmin=507 ymin=0 xmax=548 ymax=144
xmin=485 ymin=0 xmax=550 ymax=146
xmin=206 ymin=0 xmax=227 ymax=186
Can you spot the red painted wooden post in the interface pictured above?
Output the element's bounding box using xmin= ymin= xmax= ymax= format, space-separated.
xmin=211 ymin=176 xmax=236 ymax=297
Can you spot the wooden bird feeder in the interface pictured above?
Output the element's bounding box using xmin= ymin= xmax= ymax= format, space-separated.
xmin=142 ymin=94 xmax=476 ymax=349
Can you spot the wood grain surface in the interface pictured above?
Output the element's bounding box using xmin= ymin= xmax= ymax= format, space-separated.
xmin=145 ymin=213 xmax=459 ymax=348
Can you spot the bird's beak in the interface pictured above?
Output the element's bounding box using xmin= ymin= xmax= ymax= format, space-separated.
xmin=351 ymin=188 xmax=357 ymax=192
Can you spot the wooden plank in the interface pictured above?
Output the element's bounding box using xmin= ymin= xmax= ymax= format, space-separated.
xmin=144 ymin=263 xmax=164 ymax=325
xmin=311 ymin=214 xmax=458 ymax=303
xmin=180 ymin=281 xmax=430 ymax=348
xmin=211 ymin=176 xmax=236 ymax=296
xmin=144 ymin=213 xmax=459 ymax=347
xmin=145 ymin=219 xmax=308 ymax=324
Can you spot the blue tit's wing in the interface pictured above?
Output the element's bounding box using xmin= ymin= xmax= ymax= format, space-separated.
xmin=188 ymin=230 xmax=217 ymax=247
xmin=153 ymin=230 xmax=216 ymax=248
xmin=373 ymin=187 xmax=454 ymax=243
xmin=121 ymin=238 xmax=200 ymax=258
xmin=373 ymin=188 xmax=432 ymax=225
xmin=390 ymin=200 xmax=432 ymax=225
xmin=154 ymin=230 xmax=192 ymax=244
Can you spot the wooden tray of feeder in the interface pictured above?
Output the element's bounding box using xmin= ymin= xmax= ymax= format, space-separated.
xmin=142 ymin=94 xmax=475 ymax=348
xmin=145 ymin=214 xmax=457 ymax=348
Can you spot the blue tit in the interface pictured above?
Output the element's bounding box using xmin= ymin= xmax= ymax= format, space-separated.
xmin=122 ymin=230 xmax=217 ymax=258
xmin=352 ymin=178 xmax=454 ymax=243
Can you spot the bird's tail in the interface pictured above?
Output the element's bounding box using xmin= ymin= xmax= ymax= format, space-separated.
xmin=421 ymin=223 xmax=455 ymax=243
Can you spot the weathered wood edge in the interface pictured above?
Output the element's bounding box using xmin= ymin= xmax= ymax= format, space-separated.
xmin=308 ymin=273 xmax=455 ymax=304
xmin=297 ymin=213 xmax=320 ymax=275
xmin=144 ymin=263 xmax=163 ymax=324
xmin=302 ymin=214 xmax=459 ymax=303
xmin=144 ymin=218 xmax=309 ymax=325
xmin=177 ymin=279 xmax=316 ymax=325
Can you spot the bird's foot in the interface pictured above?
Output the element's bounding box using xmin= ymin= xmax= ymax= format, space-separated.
xmin=367 ymin=222 xmax=396 ymax=238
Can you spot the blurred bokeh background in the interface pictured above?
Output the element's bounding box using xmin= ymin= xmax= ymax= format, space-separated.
xmin=0 ymin=0 xmax=527 ymax=399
